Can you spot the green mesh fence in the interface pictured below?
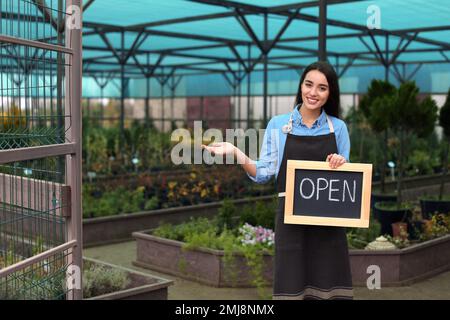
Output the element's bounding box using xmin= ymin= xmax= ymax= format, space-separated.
xmin=0 ymin=157 xmax=71 ymax=300
xmin=0 ymin=249 xmax=71 ymax=300
xmin=0 ymin=45 xmax=69 ymax=149
xmin=1 ymin=0 xmax=77 ymax=300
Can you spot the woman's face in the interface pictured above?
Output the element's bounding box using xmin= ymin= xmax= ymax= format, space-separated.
xmin=301 ymin=70 xmax=330 ymax=112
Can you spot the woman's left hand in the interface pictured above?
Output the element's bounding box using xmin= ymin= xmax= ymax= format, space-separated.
xmin=326 ymin=153 xmax=346 ymax=169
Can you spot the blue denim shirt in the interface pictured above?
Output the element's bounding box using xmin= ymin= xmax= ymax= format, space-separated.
xmin=248 ymin=107 xmax=350 ymax=184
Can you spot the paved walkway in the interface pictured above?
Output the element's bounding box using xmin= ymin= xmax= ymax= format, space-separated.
xmin=84 ymin=241 xmax=450 ymax=300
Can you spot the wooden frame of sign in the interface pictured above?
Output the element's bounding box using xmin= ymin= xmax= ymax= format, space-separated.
xmin=284 ymin=160 xmax=372 ymax=228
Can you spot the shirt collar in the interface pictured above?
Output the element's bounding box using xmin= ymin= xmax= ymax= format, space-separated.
xmin=292 ymin=105 xmax=327 ymax=128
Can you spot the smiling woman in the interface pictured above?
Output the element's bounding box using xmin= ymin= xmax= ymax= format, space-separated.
xmin=202 ymin=61 xmax=353 ymax=300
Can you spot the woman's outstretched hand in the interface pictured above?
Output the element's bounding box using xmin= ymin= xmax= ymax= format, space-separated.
xmin=326 ymin=153 xmax=346 ymax=169
xmin=201 ymin=142 xmax=236 ymax=157
xmin=202 ymin=142 xmax=256 ymax=176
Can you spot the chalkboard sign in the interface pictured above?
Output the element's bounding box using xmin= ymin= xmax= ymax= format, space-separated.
xmin=284 ymin=160 xmax=372 ymax=228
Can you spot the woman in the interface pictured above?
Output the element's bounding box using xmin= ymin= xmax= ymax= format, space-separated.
xmin=203 ymin=61 xmax=353 ymax=300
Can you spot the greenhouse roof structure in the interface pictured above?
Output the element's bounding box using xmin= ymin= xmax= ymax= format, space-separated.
xmin=1 ymin=0 xmax=450 ymax=97
xmin=79 ymin=0 xmax=450 ymax=78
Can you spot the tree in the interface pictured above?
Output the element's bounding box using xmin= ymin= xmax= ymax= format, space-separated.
xmin=359 ymin=80 xmax=396 ymax=194
xmin=438 ymin=88 xmax=450 ymax=200
xmin=389 ymin=82 xmax=438 ymax=207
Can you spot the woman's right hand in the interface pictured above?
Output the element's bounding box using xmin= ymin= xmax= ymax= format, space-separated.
xmin=201 ymin=142 xmax=236 ymax=157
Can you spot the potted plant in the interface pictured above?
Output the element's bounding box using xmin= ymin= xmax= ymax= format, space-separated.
xmin=420 ymin=88 xmax=450 ymax=219
xmin=391 ymin=221 xmax=408 ymax=240
xmin=375 ymin=82 xmax=438 ymax=235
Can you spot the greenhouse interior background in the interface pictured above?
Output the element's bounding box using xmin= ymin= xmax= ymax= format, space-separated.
xmin=0 ymin=0 xmax=450 ymax=301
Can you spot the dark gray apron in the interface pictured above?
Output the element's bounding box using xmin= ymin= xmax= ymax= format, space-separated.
xmin=273 ymin=116 xmax=353 ymax=300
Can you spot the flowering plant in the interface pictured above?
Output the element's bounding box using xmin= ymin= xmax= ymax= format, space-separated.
xmin=239 ymin=223 xmax=275 ymax=248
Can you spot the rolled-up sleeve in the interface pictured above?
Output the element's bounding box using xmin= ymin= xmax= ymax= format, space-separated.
xmin=336 ymin=121 xmax=351 ymax=162
xmin=247 ymin=118 xmax=279 ymax=184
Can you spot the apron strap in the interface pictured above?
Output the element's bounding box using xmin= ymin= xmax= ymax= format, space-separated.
xmin=326 ymin=115 xmax=334 ymax=133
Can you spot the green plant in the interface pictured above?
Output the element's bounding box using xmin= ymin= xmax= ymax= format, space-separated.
xmin=385 ymin=234 xmax=410 ymax=249
xmin=388 ymin=83 xmax=438 ymax=207
xmin=0 ymin=248 xmax=67 ymax=300
xmin=122 ymin=187 xmax=145 ymax=213
xmin=346 ymin=218 xmax=381 ymax=249
xmin=345 ymin=106 xmax=382 ymax=166
xmin=83 ymin=263 xmax=130 ymax=298
xmin=240 ymin=244 xmax=272 ymax=300
xmin=438 ymin=88 xmax=450 ymax=200
xmin=144 ymin=196 xmax=160 ymax=211
xmin=217 ymin=199 xmax=237 ymax=233
xmin=83 ymin=127 xmax=108 ymax=173
xmin=406 ymin=150 xmax=436 ymax=176
xmin=152 ymin=217 xmax=273 ymax=299
xmin=153 ymin=217 xmax=214 ymax=242
xmin=359 ymin=80 xmax=396 ymax=194
xmin=421 ymin=213 xmax=450 ymax=241
xmin=239 ymin=198 xmax=277 ymax=230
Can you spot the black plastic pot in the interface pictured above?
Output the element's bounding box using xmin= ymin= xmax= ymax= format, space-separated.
xmin=420 ymin=199 xmax=450 ymax=219
xmin=371 ymin=193 xmax=398 ymax=221
xmin=374 ymin=201 xmax=412 ymax=236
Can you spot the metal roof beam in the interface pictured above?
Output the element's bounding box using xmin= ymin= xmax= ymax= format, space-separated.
xmin=388 ymin=32 xmax=419 ymax=65
xmin=83 ymin=44 xmax=234 ymax=63
xmin=234 ymin=9 xmax=265 ymax=53
xmin=228 ymin=44 xmax=249 ymax=73
xmin=266 ymin=8 xmax=301 ymax=53
xmin=268 ymin=0 xmax=365 ymax=13
xmin=358 ymin=35 xmax=386 ymax=65
xmin=440 ymin=51 xmax=450 ymax=62
xmin=222 ymin=72 xmax=234 ymax=88
xmin=32 ymin=0 xmax=64 ymax=33
xmin=337 ymin=55 xmax=358 ymax=78
xmin=272 ymin=11 xmax=450 ymax=51
xmin=97 ymin=29 xmax=122 ymax=63
xmin=128 ymin=12 xmax=236 ymax=29
xmin=406 ymin=63 xmax=423 ymax=81
xmin=83 ymin=0 xmax=96 ymax=12
xmin=390 ymin=64 xmax=403 ymax=83
xmin=188 ymin=0 xmax=266 ymax=13
xmin=122 ymin=31 xmax=148 ymax=64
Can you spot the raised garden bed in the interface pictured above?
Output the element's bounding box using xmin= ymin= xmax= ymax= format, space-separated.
xmin=83 ymin=195 xmax=275 ymax=247
xmin=132 ymin=232 xmax=273 ymax=288
xmin=350 ymin=234 xmax=450 ymax=286
xmin=84 ymin=257 xmax=173 ymax=300
xmin=133 ymin=232 xmax=450 ymax=288
xmin=82 ymin=175 xmax=450 ymax=247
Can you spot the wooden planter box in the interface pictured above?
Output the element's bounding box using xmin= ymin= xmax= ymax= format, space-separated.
xmin=350 ymin=234 xmax=450 ymax=286
xmin=82 ymin=176 xmax=450 ymax=247
xmin=132 ymin=232 xmax=273 ymax=288
xmin=133 ymin=232 xmax=450 ymax=288
xmin=84 ymin=257 xmax=173 ymax=300
xmin=83 ymin=195 xmax=275 ymax=247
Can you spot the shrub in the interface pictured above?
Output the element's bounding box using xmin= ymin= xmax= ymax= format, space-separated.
xmin=83 ymin=263 xmax=130 ymax=299
xmin=239 ymin=198 xmax=277 ymax=230
xmin=217 ymin=199 xmax=237 ymax=232
xmin=346 ymin=218 xmax=381 ymax=249
xmin=144 ymin=196 xmax=160 ymax=211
